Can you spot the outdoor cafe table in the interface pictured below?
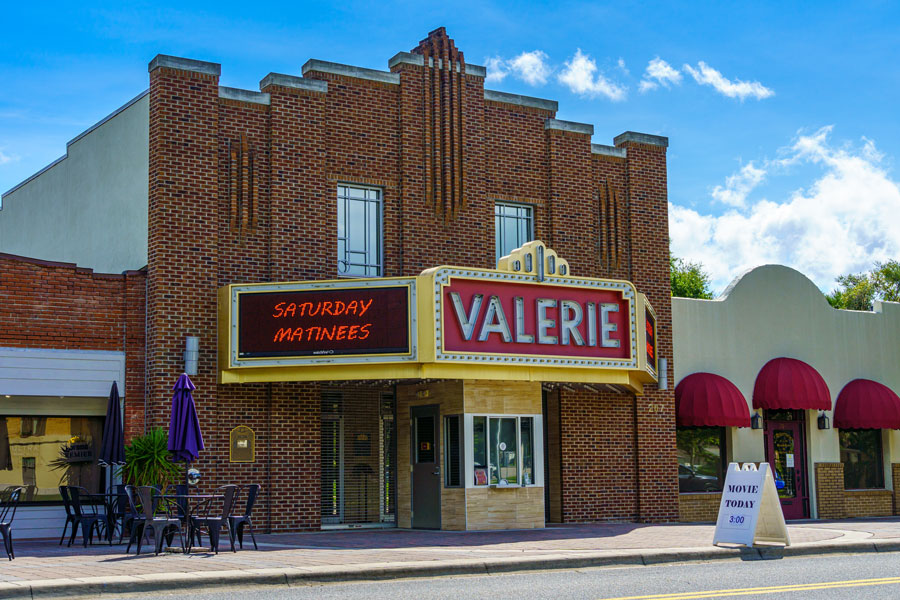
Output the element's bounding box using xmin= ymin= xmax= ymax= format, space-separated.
xmin=157 ymin=493 xmax=224 ymax=553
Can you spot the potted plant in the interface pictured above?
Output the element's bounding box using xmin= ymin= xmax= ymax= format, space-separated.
xmin=119 ymin=427 xmax=181 ymax=489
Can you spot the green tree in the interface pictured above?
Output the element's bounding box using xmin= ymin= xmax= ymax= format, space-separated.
xmin=827 ymin=260 xmax=900 ymax=310
xmin=670 ymin=254 xmax=714 ymax=299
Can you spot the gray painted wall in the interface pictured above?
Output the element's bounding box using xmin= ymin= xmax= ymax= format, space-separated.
xmin=0 ymin=92 xmax=149 ymax=273
xmin=673 ymin=264 xmax=900 ymax=516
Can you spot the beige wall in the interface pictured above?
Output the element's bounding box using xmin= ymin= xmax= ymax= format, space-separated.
xmin=396 ymin=379 xmax=544 ymax=530
xmin=673 ymin=264 xmax=900 ymax=517
xmin=0 ymin=92 xmax=148 ymax=273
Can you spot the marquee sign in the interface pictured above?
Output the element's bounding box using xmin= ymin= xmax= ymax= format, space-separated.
xmin=425 ymin=241 xmax=642 ymax=370
xmin=644 ymin=303 xmax=658 ymax=378
xmin=434 ymin=272 xmax=635 ymax=367
xmin=222 ymin=278 xmax=416 ymax=368
xmin=219 ymin=242 xmax=658 ymax=390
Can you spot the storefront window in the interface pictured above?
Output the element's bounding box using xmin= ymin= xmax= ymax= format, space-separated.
xmin=472 ymin=415 xmax=535 ymax=486
xmin=676 ymin=427 xmax=725 ymax=493
xmin=495 ymin=202 xmax=533 ymax=262
xmin=337 ymin=185 xmax=382 ymax=277
xmin=840 ymin=429 xmax=884 ymax=489
xmin=0 ymin=416 xmax=104 ymax=502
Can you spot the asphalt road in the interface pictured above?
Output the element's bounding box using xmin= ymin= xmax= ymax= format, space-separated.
xmin=129 ymin=552 xmax=900 ymax=599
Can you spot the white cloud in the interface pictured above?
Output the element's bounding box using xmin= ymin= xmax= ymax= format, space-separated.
xmin=485 ymin=51 xmax=551 ymax=86
xmin=710 ymin=161 xmax=766 ymax=208
xmin=508 ymin=50 xmax=551 ymax=86
xmin=639 ymin=57 xmax=682 ymax=93
xmin=683 ymin=61 xmax=774 ymax=101
xmin=484 ymin=56 xmax=508 ymax=83
xmin=670 ymin=127 xmax=900 ymax=293
xmin=558 ymin=49 xmax=627 ymax=101
xmin=617 ymin=58 xmax=629 ymax=76
xmin=0 ymin=148 xmax=17 ymax=165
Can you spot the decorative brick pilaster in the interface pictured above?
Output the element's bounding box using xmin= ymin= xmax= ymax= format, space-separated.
xmin=147 ymin=56 xmax=221 ymax=491
xmin=893 ymin=464 xmax=900 ymax=515
xmin=815 ymin=462 xmax=846 ymax=519
xmin=618 ymin=134 xmax=678 ymax=522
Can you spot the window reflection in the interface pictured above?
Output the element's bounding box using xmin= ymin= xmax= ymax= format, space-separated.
xmin=0 ymin=416 xmax=104 ymax=502
xmin=676 ymin=427 xmax=725 ymax=493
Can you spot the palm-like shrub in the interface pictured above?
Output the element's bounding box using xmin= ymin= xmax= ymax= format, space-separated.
xmin=119 ymin=427 xmax=181 ymax=488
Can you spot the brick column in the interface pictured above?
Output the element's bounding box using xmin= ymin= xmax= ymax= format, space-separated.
xmin=147 ymin=55 xmax=221 ymax=486
xmin=123 ymin=269 xmax=147 ymax=442
xmin=617 ymin=132 xmax=678 ymax=522
xmin=815 ymin=462 xmax=846 ymax=518
xmin=545 ymin=120 xmax=598 ymax=276
xmin=893 ymin=464 xmax=900 ymax=515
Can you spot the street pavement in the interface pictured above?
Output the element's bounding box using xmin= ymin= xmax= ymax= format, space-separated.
xmin=2 ymin=519 xmax=900 ymax=598
xmin=121 ymin=551 xmax=900 ymax=600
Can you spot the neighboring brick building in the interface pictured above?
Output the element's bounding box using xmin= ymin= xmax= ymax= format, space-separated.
xmin=1 ymin=28 xmax=678 ymax=533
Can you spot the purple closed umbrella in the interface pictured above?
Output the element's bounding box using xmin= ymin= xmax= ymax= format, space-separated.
xmin=98 ymin=381 xmax=126 ymax=467
xmin=168 ymin=374 xmax=205 ymax=464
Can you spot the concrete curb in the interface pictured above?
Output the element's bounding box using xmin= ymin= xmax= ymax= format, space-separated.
xmin=4 ymin=541 xmax=900 ymax=598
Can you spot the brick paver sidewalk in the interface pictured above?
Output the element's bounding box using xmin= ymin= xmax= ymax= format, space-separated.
xmin=2 ymin=519 xmax=899 ymax=597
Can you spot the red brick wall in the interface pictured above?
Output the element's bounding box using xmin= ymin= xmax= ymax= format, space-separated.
xmin=0 ymin=253 xmax=146 ymax=440
xmin=145 ymin=31 xmax=676 ymax=530
xmin=558 ymin=389 xmax=639 ymax=521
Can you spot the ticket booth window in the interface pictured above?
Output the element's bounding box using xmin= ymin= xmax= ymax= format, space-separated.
xmin=472 ymin=415 xmax=536 ymax=487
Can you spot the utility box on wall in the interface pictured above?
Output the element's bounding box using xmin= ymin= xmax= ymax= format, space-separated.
xmin=230 ymin=425 xmax=255 ymax=463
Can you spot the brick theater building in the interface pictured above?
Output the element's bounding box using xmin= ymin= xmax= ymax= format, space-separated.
xmin=0 ymin=28 xmax=677 ymax=535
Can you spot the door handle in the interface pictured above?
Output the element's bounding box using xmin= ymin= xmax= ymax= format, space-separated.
xmin=432 ymin=469 xmax=440 ymax=476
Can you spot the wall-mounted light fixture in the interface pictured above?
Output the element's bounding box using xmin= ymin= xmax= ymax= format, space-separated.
xmin=184 ymin=336 xmax=199 ymax=376
xmin=817 ymin=412 xmax=831 ymax=430
xmin=658 ymin=357 xmax=668 ymax=390
xmin=751 ymin=412 xmax=763 ymax=430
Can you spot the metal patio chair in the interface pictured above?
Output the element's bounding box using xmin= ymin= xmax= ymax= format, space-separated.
xmin=229 ymin=484 xmax=260 ymax=550
xmin=134 ymin=486 xmax=185 ymax=555
xmin=68 ymin=486 xmax=108 ymax=547
xmin=0 ymin=486 xmax=24 ymax=560
xmin=190 ymin=485 xmax=237 ymax=554
xmin=58 ymin=486 xmax=78 ymax=546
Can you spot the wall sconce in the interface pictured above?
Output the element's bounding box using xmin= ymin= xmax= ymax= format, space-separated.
xmin=184 ymin=336 xmax=199 ymax=376
xmin=751 ymin=412 xmax=763 ymax=430
xmin=817 ymin=412 xmax=831 ymax=430
xmin=658 ymin=357 xmax=668 ymax=390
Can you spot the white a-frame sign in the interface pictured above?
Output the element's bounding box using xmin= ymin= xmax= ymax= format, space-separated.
xmin=713 ymin=462 xmax=790 ymax=547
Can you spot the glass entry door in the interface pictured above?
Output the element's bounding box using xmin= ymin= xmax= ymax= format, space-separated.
xmin=764 ymin=410 xmax=809 ymax=520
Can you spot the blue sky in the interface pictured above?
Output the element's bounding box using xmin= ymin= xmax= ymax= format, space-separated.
xmin=2 ymin=1 xmax=899 ymax=294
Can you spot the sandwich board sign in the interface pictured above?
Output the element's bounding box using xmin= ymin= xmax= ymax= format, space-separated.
xmin=713 ymin=462 xmax=790 ymax=547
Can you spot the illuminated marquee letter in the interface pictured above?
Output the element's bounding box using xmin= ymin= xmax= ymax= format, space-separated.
xmin=514 ymin=296 xmax=534 ymax=343
xmin=600 ymin=303 xmax=620 ymax=348
xmin=450 ymin=292 xmax=484 ymax=341
xmin=477 ymin=295 xmax=512 ymax=342
xmin=536 ymin=298 xmax=558 ymax=344
xmin=559 ymin=300 xmax=585 ymax=346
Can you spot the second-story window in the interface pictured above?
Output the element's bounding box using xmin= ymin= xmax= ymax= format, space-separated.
xmin=495 ymin=201 xmax=534 ymax=262
xmin=337 ymin=185 xmax=382 ymax=277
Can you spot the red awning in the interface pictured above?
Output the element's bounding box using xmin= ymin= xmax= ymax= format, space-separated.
xmin=834 ymin=379 xmax=900 ymax=430
xmin=675 ymin=372 xmax=751 ymax=427
xmin=752 ymin=357 xmax=831 ymax=411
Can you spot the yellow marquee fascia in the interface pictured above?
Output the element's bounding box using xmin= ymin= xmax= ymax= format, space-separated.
xmin=218 ymin=244 xmax=659 ymax=395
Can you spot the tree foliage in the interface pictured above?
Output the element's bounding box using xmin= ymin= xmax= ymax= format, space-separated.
xmin=670 ymin=254 xmax=714 ymax=299
xmin=827 ymin=260 xmax=900 ymax=310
